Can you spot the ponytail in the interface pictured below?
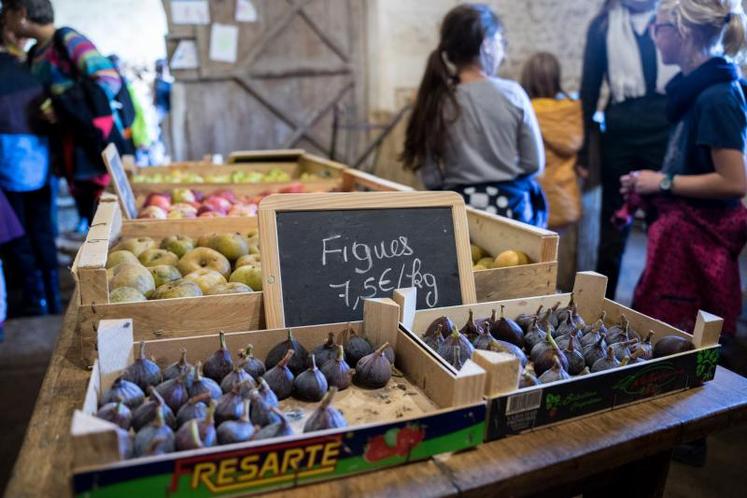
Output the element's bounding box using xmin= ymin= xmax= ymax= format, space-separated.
xmin=722 ymin=10 xmax=747 ymax=60
xmin=401 ymin=49 xmax=459 ymax=170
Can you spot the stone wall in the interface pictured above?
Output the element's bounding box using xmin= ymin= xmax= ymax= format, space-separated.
xmin=367 ymin=0 xmax=605 ymax=112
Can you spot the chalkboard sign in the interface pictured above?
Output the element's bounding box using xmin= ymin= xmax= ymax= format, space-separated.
xmin=102 ymin=143 xmax=138 ymax=219
xmin=259 ymin=192 xmax=476 ymax=328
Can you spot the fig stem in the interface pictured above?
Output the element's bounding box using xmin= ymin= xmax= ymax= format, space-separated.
xmin=179 ymin=348 xmax=187 ymax=363
xmin=150 ymin=386 xmax=167 ymax=406
xmin=336 ymin=345 xmax=345 ymax=361
xmin=320 ymin=387 xmax=338 ymax=410
xmin=245 ymin=344 xmax=255 ymax=357
xmin=278 ymin=349 xmax=295 ymax=368
xmin=219 ymin=331 xmax=227 ymax=350
xmin=500 ymin=304 xmax=505 ymax=319
xmin=311 ymin=354 xmax=317 ymax=370
xmin=205 ymin=401 xmax=215 ymax=425
xmin=138 ymin=341 xmax=146 ymax=360
xmin=188 ymin=392 xmax=211 ymax=405
xmin=240 ymin=400 xmax=250 ymax=422
xmin=374 ymin=342 xmax=391 ymax=356
xmin=325 ymin=332 xmax=335 ymax=347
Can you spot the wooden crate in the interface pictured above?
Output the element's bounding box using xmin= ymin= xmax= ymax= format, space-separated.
xmin=129 ymin=150 xmax=346 ymax=202
xmin=72 ymin=198 xmax=264 ymax=366
xmin=396 ymin=271 xmax=723 ymax=441
xmin=71 ymin=299 xmax=487 ymax=497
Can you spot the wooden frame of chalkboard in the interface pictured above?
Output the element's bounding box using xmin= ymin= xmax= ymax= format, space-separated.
xmin=258 ymin=191 xmax=477 ymax=328
xmin=102 ymin=143 xmax=138 ymax=220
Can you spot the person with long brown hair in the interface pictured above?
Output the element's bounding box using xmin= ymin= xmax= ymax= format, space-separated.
xmin=521 ymin=52 xmax=583 ymax=289
xmin=402 ymin=3 xmax=546 ymax=227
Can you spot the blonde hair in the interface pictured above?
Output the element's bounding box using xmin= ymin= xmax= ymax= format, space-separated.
xmin=659 ymin=0 xmax=747 ymax=60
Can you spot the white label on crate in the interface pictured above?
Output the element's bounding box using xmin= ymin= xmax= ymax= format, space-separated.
xmin=505 ymin=389 xmax=543 ymax=415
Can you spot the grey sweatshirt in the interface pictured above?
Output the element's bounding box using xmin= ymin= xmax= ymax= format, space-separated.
xmin=420 ymin=77 xmax=545 ymax=189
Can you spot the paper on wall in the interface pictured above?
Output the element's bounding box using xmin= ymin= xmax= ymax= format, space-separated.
xmin=171 ymin=0 xmax=210 ymax=25
xmin=170 ymin=40 xmax=199 ymax=69
xmin=236 ymin=0 xmax=258 ymax=22
xmin=209 ymin=23 xmax=239 ymax=64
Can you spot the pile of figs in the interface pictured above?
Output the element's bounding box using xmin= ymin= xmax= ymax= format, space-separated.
xmin=421 ymin=295 xmax=694 ymax=386
xmin=96 ymin=325 xmax=393 ymax=459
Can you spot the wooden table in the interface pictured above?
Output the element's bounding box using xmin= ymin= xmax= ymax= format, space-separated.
xmin=6 ymin=298 xmax=747 ymax=498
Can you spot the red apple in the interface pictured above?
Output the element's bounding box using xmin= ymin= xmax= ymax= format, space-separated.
xmin=228 ymin=204 xmax=257 ymax=217
xmin=144 ymin=193 xmax=171 ymax=210
xmin=138 ymin=205 xmax=168 ymax=219
xmin=205 ymin=195 xmax=232 ymax=213
xmin=279 ymin=182 xmax=305 ymax=194
xmin=170 ymin=203 xmax=198 ymax=219
xmin=214 ymin=189 xmax=237 ymax=203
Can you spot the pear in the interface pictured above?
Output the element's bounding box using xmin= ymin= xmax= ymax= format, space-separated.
xmin=110 ymin=263 xmax=156 ymax=298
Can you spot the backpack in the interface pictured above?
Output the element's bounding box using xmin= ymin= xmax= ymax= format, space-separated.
xmin=45 ymin=28 xmax=135 ymax=170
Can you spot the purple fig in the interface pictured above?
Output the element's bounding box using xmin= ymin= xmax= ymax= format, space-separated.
xmin=321 ymin=345 xmax=352 ymax=390
xmin=266 ymin=329 xmax=308 ymax=376
xmin=95 ymin=399 xmax=132 ymax=430
xmin=293 ymin=354 xmax=328 ymax=402
xmin=131 ymin=387 xmax=176 ymax=431
xmin=217 ymin=400 xmax=255 ymax=445
xmin=133 ymin=409 xmax=174 ymax=457
xmin=303 ymin=387 xmax=347 ymax=433
xmin=100 ymin=376 xmax=144 ymax=409
xmin=123 ymin=341 xmax=162 ymax=391
xmin=203 ymin=332 xmax=233 ymax=382
xmin=354 ymin=342 xmax=392 ymax=388
xmin=239 ymin=344 xmax=266 ymax=380
xmin=188 ymin=362 xmax=222 ymax=400
xmin=263 ymin=349 xmax=295 ymax=400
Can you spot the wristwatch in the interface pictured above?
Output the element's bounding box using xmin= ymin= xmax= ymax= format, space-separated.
xmin=659 ymin=173 xmax=675 ymax=193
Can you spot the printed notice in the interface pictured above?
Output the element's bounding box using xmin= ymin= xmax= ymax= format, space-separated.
xmin=236 ymin=0 xmax=258 ymax=22
xmin=170 ymin=40 xmax=199 ymax=69
xmin=171 ymin=0 xmax=210 ymax=25
xmin=209 ymin=23 xmax=239 ymax=63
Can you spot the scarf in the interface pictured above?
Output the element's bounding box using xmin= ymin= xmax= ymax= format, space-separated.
xmin=606 ymin=4 xmax=678 ymax=103
xmin=665 ymin=57 xmax=740 ymax=123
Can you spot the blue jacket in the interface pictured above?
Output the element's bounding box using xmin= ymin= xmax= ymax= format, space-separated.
xmin=0 ymin=52 xmax=50 ymax=192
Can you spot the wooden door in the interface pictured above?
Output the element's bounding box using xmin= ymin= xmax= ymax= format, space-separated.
xmin=163 ymin=0 xmax=367 ymax=161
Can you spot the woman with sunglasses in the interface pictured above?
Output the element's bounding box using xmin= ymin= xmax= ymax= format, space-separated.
xmin=580 ymin=0 xmax=678 ymax=299
xmin=621 ymin=0 xmax=747 ymax=355
xmin=402 ymin=4 xmax=547 ymax=227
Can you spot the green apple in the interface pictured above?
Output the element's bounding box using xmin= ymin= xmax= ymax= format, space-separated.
xmin=229 ymin=264 xmax=262 ymax=291
xmin=235 ymin=254 xmax=261 ymax=268
xmin=470 ymin=243 xmax=485 ymax=264
xmin=139 ymin=248 xmax=179 ymax=267
xmin=110 ymin=287 xmax=147 ymax=303
xmin=148 ymin=265 xmax=182 ymax=287
xmin=106 ymin=250 xmax=139 ymax=269
xmin=183 ymin=268 xmax=227 ymax=293
xmin=112 ymin=237 xmax=157 ymax=257
xmin=206 ymin=233 xmax=249 ymax=261
xmin=206 ymin=282 xmax=253 ymax=295
xmin=152 ymin=280 xmax=203 ymax=300
xmin=109 ymin=263 xmax=156 ymax=298
xmin=160 ymin=235 xmax=195 ymax=258
xmin=177 ymin=247 xmax=231 ymax=278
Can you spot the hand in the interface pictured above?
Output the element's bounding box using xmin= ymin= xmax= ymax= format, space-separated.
xmin=575 ymin=163 xmax=589 ymax=180
xmin=620 ymin=170 xmax=664 ymax=195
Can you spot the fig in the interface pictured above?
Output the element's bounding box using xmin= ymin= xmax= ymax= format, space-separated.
xmin=556 ymin=330 xmax=583 ymax=353
xmin=96 ymin=399 xmax=132 ymax=430
xmin=555 ymin=294 xmax=576 ymax=324
xmin=583 ymin=335 xmax=607 ymax=368
xmin=197 ymin=401 xmax=218 ymax=447
xmin=547 ymin=302 xmax=563 ymax=329
xmin=163 ymin=348 xmax=192 ymax=383
xmin=215 ymin=383 xmax=245 ymax=424
xmin=608 ymin=320 xmax=639 ymax=345
xmin=486 ymin=338 xmax=528 ymax=368
xmin=176 ymin=418 xmax=215 ymax=451
xmin=592 ymin=346 xmax=621 ymax=372
xmin=253 ymin=408 xmax=294 ymax=440
xmin=123 ymin=341 xmax=162 ymax=391
xmin=561 ymin=334 xmax=586 ymax=375
xmin=239 ymin=345 xmax=266 ymax=380
xmin=582 ymin=311 xmax=608 ymax=336
xmin=188 ymin=362 xmax=222 ymax=400
xmin=220 ymin=362 xmax=255 ymax=394
xmin=524 ymin=316 xmax=548 ymax=351
xmin=266 ymin=329 xmax=308 ymax=376
xmin=425 ymin=316 xmax=455 ymax=339
xmin=203 ymin=332 xmax=234 ymax=382
xmin=472 ymin=323 xmax=494 ymax=350
xmin=490 ymin=305 xmax=524 ymax=347
xmin=255 ymin=378 xmax=279 ymax=408
xmin=423 ymin=323 xmax=445 ymax=351
xmin=438 ymin=327 xmax=474 ymax=369
xmin=263 ymin=349 xmax=295 ymax=400
xmin=248 ymin=389 xmax=281 ymax=427
xmin=134 ymin=409 xmax=174 ymax=457
xmin=630 ymin=331 xmax=655 ymax=360
xmin=531 ymin=333 xmax=569 ymax=375
xmin=293 ymin=354 xmax=328 ymax=401
xmin=554 ymin=313 xmax=579 ymax=339
xmin=450 ymin=346 xmax=464 ymax=370
xmin=516 ymin=304 xmax=543 ymax=332
xmin=131 ymin=387 xmax=176 ymax=431
xmin=304 ymin=387 xmax=347 ymax=433
xmin=459 ymin=310 xmax=481 ymax=341
xmin=519 ymin=368 xmax=539 ymax=388
xmin=217 ymin=400 xmax=255 ymax=445
xmin=653 ymin=335 xmax=695 ymax=358
xmin=176 ymin=393 xmax=210 ymax=427
xmin=100 ymin=376 xmax=144 ymax=409
xmin=343 ymin=325 xmax=374 ymax=367
xmin=538 ymin=356 xmax=571 ymax=384
xmin=581 ymin=321 xmax=607 ymax=350
xmin=311 ymin=333 xmax=338 ymax=368
xmin=320 ymin=345 xmax=352 ymax=390
xmin=610 ymin=339 xmax=637 ymax=361
xmin=354 ymin=342 xmax=392 ymax=388
xmin=155 ymin=372 xmax=190 ymax=412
